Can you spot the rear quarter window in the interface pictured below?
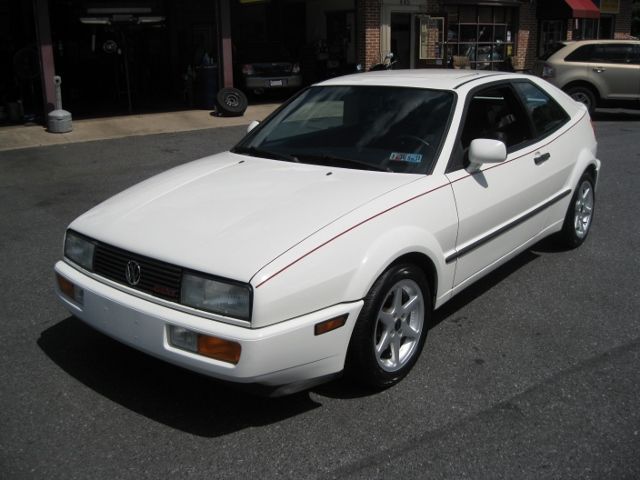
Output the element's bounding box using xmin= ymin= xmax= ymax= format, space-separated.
xmin=513 ymin=82 xmax=570 ymax=138
xmin=565 ymin=45 xmax=594 ymax=62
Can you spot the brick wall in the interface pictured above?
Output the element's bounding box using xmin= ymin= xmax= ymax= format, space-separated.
xmin=614 ymin=0 xmax=633 ymax=39
xmin=566 ymin=20 xmax=574 ymax=41
xmin=515 ymin=1 xmax=537 ymax=71
xmin=357 ymin=0 xmax=381 ymax=69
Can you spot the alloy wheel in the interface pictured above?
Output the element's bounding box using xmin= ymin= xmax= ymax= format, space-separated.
xmin=373 ymin=279 xmax=425 ymax=372
xmin=574 ymin=179 xmax=594 ymax=238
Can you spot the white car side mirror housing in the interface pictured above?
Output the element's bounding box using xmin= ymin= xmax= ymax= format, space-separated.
xmin=468 ymin=138 xmax=507 ymax=170
xmin=247 ymin=120 xmax=260 ymax=133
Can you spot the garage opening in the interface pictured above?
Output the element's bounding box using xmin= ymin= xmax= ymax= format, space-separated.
xmin=49 ymin=0 xmax=219 ymax=117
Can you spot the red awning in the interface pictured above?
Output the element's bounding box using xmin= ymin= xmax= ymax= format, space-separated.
xmin=564 ymin=0 xmax=600 ymax=19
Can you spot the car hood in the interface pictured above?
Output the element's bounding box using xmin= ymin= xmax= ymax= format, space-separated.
xmin=70 ymin=151 xmax=418 ymax=283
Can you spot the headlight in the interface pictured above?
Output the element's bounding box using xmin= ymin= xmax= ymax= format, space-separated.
xmin=181 ymin=272 xmax=251 ymax=321
xmin=64 ymin=230 xmax=95 ymax=271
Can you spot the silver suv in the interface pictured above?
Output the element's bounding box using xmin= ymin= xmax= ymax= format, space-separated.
xmin=534 ymin=40 xmax=640 ymax=114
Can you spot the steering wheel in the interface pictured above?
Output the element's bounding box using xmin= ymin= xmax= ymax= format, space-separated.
xmin=396 ymin=134 xmax=432 ymax=150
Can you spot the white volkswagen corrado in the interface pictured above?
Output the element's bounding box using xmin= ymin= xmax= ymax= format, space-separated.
xmin=55 ymin=70 xmax=600 ymax=395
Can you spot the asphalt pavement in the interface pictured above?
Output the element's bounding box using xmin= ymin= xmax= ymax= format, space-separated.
xmin=0 ymin=110 xmax=639 ymax=479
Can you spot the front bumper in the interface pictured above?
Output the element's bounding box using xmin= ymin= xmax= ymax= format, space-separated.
xmin=54 ymin=261 xmax=362 ymax=389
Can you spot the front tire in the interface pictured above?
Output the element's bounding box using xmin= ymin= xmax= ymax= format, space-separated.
xmin=558 ymin=172 xmax=595 ymax=248
xmin=347 ymin=264 xmax=431 ymax=389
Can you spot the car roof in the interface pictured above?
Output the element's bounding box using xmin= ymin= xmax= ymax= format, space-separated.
xmin=561 ymin=39 xmax=640 ymax=47
xmin=545 ymin=39 xmax=640 ymax=60
xmin=315 ymin=69 xmax=512 ymax=90
xmin=313 ymin=69 xmax=584 ymax=118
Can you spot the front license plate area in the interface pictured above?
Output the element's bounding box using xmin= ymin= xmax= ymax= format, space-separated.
xmin=270 ymin=79 xmax=284 ymax=87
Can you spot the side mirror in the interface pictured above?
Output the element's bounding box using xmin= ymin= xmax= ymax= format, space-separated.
xmin=468 ymin=138 xmax=507 ymax=170
xmin=247 ymin=120 xmax=260 ymax=133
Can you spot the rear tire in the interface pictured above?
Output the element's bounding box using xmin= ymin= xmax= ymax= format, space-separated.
xmin=216 ymin=88 xmax=248 ymax=117
xmin=558 ymin=172 xmax=595 ymax=248
xmin=565 ymin=86 xmax=597 ymax=116
xmin=347 ymin=264 xmax=431 ymax=389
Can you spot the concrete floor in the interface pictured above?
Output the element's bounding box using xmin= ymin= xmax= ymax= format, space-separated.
xmin=0 ymin=104 xmax=279 ymax=152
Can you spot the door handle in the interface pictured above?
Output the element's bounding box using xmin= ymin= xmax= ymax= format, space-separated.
xmin=534 ymin=152 xmax=551 ymax=165
xmin=593 ymin=67 xmax=606 ymax=73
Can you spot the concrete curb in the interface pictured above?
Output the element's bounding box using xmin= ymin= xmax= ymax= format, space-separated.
xmin=0 ymin=104 xmax=279 ymax=152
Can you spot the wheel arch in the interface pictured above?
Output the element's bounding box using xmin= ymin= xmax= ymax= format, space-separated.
xmin=571 ymin=148 xmax=600 ymax=191
xmin=584 ymin=162 xmax=598 ymax=183
xmin=387 ymin=252 xmax=438 ymax=307
xmin=563 ymin=80 xmax=601 ymax=101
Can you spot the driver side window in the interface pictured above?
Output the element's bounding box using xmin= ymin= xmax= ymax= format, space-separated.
xmin=447 ymin=84 xmax=533 ymax=172
xmin=460 ymin=86 xmax=532 ymax=151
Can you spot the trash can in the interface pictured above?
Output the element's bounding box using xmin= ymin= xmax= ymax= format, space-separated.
xmin=196 ymin=65 xmax=218 ymax=109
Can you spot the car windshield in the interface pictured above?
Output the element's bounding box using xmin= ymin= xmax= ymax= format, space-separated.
xmin=233 ymin=85 xmax=455 ymax=174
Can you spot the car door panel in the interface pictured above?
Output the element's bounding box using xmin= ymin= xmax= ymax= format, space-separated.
xmin=592 ymin=63 xmax=640 ymax=100
xmin=589 ymin=44 xmax=640 ymax=100
xmin=446 ymin=84 xmax=546 ymax=287
xmin=446 ymin=80 xmax=576 ymax=289
xmin=446 ymin=148 xmax=548 ymax=287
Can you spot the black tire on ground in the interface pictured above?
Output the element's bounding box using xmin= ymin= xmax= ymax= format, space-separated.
xmin=216 ymin=88 xmax=248 ymax=117
xmin=565 ymin=85 xmax=597 ymax=116
xmin=346 ymin=263 xmax=431 ymax=389
xmin=558 ymin=172 xmax=596 ymax=249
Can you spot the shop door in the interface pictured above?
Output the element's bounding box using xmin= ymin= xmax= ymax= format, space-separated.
xmin=390 ymin=13 xmax=411 ymax=69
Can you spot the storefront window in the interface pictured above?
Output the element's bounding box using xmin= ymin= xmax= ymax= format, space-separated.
xmin=572 ymin=18 xmax=598 ymax=40
xmin=446 ymin=6 xmax=517 ymax=71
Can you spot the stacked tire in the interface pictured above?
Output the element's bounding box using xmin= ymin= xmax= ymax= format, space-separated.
xmin=216 ymin=88 xmax=248 ymax=117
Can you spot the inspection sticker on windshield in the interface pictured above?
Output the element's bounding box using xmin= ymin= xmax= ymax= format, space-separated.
xmin=390 ymin=152 xmax=422 ymax=163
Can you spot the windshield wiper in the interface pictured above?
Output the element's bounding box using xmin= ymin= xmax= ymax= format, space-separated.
xmin=232 ymin=146 xmax=299 ymax=163
xmin=291 ymin=153 xmax=391 ymax=172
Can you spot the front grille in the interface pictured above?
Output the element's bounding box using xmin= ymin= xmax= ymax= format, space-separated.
xmin=253 ymin=64 xmax=292 ymax=76
xmin=93 ymin=243 xmax=182 ymax=301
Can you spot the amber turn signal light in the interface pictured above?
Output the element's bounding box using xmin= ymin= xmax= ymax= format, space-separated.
xmin=314 ymin=314 xmax=348 ymax=336
xmin=56 ymin=273 xmax=83 ymax=304
xmin=57 ymin=274 xmax=75 ymax=298
xmin=197 ymin=335 xmax=242 ymax=364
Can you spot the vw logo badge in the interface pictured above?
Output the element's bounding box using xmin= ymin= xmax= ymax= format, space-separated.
xmin=125 ymin=260 xmax=142 ymax=286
